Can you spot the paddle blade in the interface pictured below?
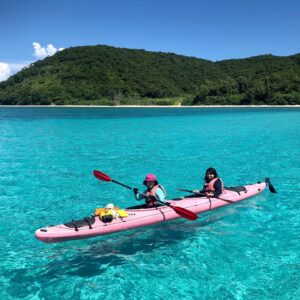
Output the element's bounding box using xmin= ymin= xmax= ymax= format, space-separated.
xmin=265 ymin=177 xmax=277 ymax=193
xmin=268 ymin=182 xmax=277 ymax=193
xmin=172 ymin=206 xmax=198 ymax=221
xmin=93 ymin=170 xmax=112 ymax=182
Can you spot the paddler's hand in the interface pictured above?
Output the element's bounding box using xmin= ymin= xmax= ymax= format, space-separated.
xmin=133 ymin=188 xmax=139 ymax=195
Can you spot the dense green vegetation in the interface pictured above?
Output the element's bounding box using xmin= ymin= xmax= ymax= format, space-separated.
xmin=0 ymin=45 xmax=299 ymax=105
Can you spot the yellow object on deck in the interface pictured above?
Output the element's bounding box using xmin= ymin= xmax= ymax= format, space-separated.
xmin=94 ymin=207 xmax=128 ymax=218
xmin=117 ymin=210 xmax=129 ymax=218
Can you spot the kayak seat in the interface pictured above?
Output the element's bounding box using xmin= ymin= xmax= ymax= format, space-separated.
xmin=224 ymin=186 xmax=247 ymax=194
xmin=126 ymin=204 xmax=165 ymax=209
xmin=64 ymin=216 xmax=95 ymax=229
xmin=172 ymin=194 xmax=206 ymax=200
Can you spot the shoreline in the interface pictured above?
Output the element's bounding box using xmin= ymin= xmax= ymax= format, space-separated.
xmin=0 ymin=105 xmax=299 ymax=108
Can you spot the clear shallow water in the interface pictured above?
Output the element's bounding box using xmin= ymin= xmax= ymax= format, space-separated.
xmin=0 ymin=107 xmax=299 ymax=300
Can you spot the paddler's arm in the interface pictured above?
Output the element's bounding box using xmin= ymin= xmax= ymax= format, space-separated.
xmin=133 ymin=188 xmax=146 ymax=200
xmin=212 ymin=179 xmax=222 ymax=197
xmin=193 ymin=185 xmax=206 ymax=195
xmin=155 ymin=188 xmax=166 ymax=202
xmin=193 ymin=184 xmax=206 ymax=194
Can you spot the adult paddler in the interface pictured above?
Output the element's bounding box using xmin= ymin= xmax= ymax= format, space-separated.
xmin=194 ymin=167 xmax=224 ymax=197
xmin=133 ymin=174 xmax=167 ymax=207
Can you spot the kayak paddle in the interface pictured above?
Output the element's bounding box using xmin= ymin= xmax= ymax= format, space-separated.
xmin=93 ymin=170 xmax=198 ymax=221
xmin=93 ymin=170 xmax=132 ymax=189
xmin=177 ymin=188 xmax=235 ymax=203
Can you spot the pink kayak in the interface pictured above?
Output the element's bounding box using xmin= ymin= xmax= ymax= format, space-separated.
xmin=35 ymin=179 xmax=275 ymax=243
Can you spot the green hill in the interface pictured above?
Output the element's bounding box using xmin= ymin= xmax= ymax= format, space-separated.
xmin=216 ymin=54 xmax=300 ymax=105
xmin=0 ymin=45 xmax=299 ymax=105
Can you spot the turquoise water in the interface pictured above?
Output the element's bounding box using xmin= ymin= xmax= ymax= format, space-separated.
xmin=0 ymin=107 xmax=299 ymax=300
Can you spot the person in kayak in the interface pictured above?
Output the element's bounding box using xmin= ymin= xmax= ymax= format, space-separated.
xmin=194 ymin=167 xmax=224 ymax=197
xmin=133 ymin=174 xmax=167 ymax=207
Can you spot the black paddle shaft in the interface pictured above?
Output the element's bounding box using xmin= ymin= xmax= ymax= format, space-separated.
xmin=112 ymin=179 xmax=132 ymax=190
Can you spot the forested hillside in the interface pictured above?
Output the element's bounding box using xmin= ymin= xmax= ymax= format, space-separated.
xmin=0 ymin=45 xmax=299 ymax=105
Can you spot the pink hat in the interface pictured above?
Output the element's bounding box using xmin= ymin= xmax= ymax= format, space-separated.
xmin=144 ymin=174 xmax=157 ymax=181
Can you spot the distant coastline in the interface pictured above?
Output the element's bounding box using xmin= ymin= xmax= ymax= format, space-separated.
xmin=1 ymin=105 xmax=300 ymax=108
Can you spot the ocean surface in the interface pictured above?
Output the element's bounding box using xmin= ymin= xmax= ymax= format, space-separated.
xmin=0 ymin=107 xmax=299 ymax=300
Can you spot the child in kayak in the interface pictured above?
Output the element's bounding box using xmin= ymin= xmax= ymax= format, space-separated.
xmin=194 ymin=167 xmax=224 ymax=197
xmin=133 ymin=174 xmax=167 ymax=207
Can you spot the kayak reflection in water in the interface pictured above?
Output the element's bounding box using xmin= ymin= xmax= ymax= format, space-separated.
xmin=194 ymin=167 xmax=224 ymax=197
xmin=133 ymin=174 xmax=167 ymax=207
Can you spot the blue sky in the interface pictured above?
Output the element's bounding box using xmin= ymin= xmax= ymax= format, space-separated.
xmin=0 ymin=0 xmax=299 ymax=80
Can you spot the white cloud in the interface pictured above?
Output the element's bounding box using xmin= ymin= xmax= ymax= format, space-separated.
xmin=32 ymin=42 xmax=47 ymax=59
xmin=46 ymin=44 xmax=57 ymax=56
xmin=0 ymin=62 xmax=11 ymax=81
xmin=32 ymin=42 xmax=63 ymax=59
xmin=0 ymin=61 xmax=30 ymax=82
xmin=0 ymin=42 xmax=64 ymax=82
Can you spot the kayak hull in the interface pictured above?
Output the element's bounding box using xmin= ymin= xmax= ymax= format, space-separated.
xmin=35 ymin=182 xmax=266 ymax=243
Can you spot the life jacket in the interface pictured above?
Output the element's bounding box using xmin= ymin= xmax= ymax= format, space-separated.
xmin=99 ymin=209 xmax=117 ymax=222
xmin=204 ymin=177 xmax=224 ymax=193
xmin=145 ymin=184 xmax=166 ymax=207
